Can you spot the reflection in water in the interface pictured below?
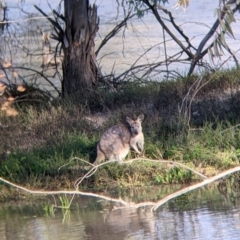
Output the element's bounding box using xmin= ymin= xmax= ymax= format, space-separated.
xmin=0 ymin=186 xmax=240 ymax=240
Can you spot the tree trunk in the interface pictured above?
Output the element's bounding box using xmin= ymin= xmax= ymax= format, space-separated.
xmin=62 ymin=0 xmax=99 ymax=96
xmin=0 ymin=0 xmax=7 ymax=33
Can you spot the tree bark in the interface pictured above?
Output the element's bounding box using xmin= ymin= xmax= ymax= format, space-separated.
xmin=0 ymin=0 xmax=7 ymax=33
xmin=62 ymin=0 xmax=99 ymax=96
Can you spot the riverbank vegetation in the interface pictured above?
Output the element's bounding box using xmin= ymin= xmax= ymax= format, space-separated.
xmin=1 ymin=68 xmax=240 ymax=195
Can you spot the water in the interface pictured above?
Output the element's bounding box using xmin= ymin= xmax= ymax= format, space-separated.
xmin=0 ymin=186 xmax=240 ymax=240
xmin=3 ymin=0 xmax=240 ymax=83
xmin=1 ymin=3 xmax=240 ymax=238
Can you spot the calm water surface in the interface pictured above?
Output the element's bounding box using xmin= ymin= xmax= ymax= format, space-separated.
xmin=5 ymin=0 xmax=240 ymax=76
xmin=2 ymin=0 xmax=239 ymax=92
xmin=0 ymin=186 xmax=240 ymax=240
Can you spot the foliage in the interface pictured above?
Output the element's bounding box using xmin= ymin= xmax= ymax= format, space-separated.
xmin=0 ymin=133 xmax=97 ymax=188
xmin=59 ymin=195 xmax=70 ymax=208
xmin=127 ymin=0 xmax=169 ymax=16
xmin=43 ymin=202 xmax=55 ymax=217
xmin=155 ymin=167 xmax=193 ymax=184
xmin=1 ymin=69 xmax=240 ymax=188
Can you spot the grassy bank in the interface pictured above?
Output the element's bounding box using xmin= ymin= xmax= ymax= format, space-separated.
xmin=1 ymin=68 xmax=240 ymax=192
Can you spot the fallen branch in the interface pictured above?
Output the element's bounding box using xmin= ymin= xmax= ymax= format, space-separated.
xmin=151 ymin=166 xmax=240 ymax=211
xmin=0 ymin=160 xmax=239 ymax=211
xmin=0 ymin=176 xmax=130 ymax=207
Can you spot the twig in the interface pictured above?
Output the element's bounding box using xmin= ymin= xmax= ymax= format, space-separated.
xmin=122 ymin=157 xmax=207 ymax=179
xmin=96 ymin=11 xmax=137 ymax=56
xmin=74 ymin=160 xmax=119 ymax=188
xmin=221 ymin=123 xmax=240 ymax=133
xmin=180 ymin=52 xmax=238 ymax=128
xmin=14 ymin=66 xmax=61 ymax=96
xmin=58 ymin=157 xmax=94 ymax=172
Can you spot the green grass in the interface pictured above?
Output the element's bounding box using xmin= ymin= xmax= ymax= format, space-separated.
xmin=0 ymin=133 xmax=97 ymax=180
xmin=1 ymin=68 xmax=240 ymax=190
xmin=43 ymin=202 xmax=56 ymax=217
xmin=155 ymin=167 xmax=193 ymax=184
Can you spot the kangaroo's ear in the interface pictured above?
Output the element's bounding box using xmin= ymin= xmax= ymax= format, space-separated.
xmin=137 ymin=114 xmax=144 ymax=122
xmin=126 ymin=116 xmax=133 ymax=125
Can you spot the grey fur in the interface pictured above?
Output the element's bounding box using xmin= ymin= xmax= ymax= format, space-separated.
xmin=94 ymin=114 xmax=144 ymax=165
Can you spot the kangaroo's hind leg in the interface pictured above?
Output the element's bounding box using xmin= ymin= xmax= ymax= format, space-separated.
xmin=94 ymin=144 xmax=105 ymax=165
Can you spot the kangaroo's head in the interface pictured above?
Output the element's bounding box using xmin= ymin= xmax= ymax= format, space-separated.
xmin=126 ymin=114 xmax=144 ymax=136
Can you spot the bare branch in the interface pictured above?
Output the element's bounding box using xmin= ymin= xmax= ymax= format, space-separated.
xmin=188 ymin=0 xmax=240 ymax=75
xmin=180 ymin=50 xmax=240 ymax=128
xmin=96 ymin=11 xmax=137 ymax=56
xmin=157 ymin=4 xmax=196 ymax=51
xmin=0 ymin=163 xmax=240 ymax=212
xmin=34 ymin=5 xmax=64 ymax=39
xmin=142 ymin=0 xmax=194 ymax=60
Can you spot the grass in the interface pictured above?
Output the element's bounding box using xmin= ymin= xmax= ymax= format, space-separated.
xmin=155 ymin=167 xmax=193 ymax=184
xmin=1 ymin=68 xmax=240 ymax=191
xmin=43 ymin=202 xmax=56 ymax=217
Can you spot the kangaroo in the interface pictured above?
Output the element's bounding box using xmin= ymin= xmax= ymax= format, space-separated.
xmin=94 ymin=114 xmax=144 ymax=165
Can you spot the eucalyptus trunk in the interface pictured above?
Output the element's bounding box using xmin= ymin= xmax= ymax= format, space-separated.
xmin=62 ymin=0 xmax=99 ymax=96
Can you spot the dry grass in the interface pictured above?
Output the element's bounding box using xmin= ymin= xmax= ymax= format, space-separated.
xmin=1 ymin=68 xmax=240 ymax=188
